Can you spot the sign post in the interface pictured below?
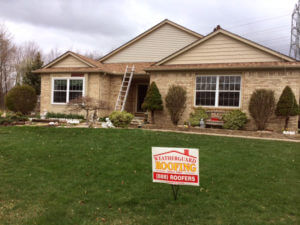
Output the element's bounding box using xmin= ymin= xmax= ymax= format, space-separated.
xmin=152 ymin=147 xmax=199 ymax=200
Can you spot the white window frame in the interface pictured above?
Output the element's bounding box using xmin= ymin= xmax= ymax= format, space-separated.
xmin=195 ymin=75 xmax=241 ymax=108
xmin=51 ymin=77 xmax=85 ymax=105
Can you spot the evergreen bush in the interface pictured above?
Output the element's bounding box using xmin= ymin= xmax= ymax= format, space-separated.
xmin=222 ymin=110 xmax=247 ymax=130
xmin=5 ymin=85 xmax=37 ymax=115
xmin=109 ymin=111 xmax=134 ymax=128
xmin=165 ymin=85 xmax=187 ymax=125
xmin=249 ymin=89 xmax=275 ymax=130
xmin=275 ymin=86 xmax=299 ymax=130
xmin=189 ymin=107 xmax=208 ymax=126
xmin=142 ymin=82 xmax=163 ymax=124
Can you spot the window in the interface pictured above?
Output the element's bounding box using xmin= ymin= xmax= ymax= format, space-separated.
xmin=52 ymin=78 xmax=84 ymax=104
xmin=195 ymin=75 xmax=241 ymax=107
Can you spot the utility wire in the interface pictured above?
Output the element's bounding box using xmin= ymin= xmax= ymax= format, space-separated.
xmin=241 ymin=25 xmax=288 ymax=36
xmin=227 ymin=14 xmax=290 ymax=29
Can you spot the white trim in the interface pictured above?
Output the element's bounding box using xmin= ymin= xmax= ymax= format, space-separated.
xmin=51 ymin=77 xmax=85 ymax=105
xmin=44 ymin=51 xmax=95 ymax=69
xmin=194 ymin=75 xmax=241 ymax=108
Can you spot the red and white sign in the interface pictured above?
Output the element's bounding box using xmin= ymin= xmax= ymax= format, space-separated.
xmin=152 ymin=147 xmax=199 ymax=186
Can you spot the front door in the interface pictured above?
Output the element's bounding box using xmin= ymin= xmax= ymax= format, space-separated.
xmin=136 ymin=84 xmax=148 ymax=112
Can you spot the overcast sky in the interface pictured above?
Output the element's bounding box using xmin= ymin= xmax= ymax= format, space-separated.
xmin=0 ymin=0 xmax=296 ymax=57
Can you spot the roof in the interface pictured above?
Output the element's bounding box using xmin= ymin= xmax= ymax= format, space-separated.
xmin=42 ymin=51 xmax=101 ymax=69
xmin=145 ymin=61 xmax=300 ymax=71
xmin=33 ymin=51 xmax=152 ymax=74
xmin=33 ymin=51 xmax=109 ymax=74
xmin=155 ymin=28 xmax=295 ymax=66
xmin=33 ymin=67 xmax=107 ymax=73
xmin=98 ymin=62 xmax=153 ymax=74
xmin=98 ymin=19 xmax=203 ymax=62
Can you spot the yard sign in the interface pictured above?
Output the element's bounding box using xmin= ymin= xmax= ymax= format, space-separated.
xmin=152 ymin=147 xmax=199 ymax=186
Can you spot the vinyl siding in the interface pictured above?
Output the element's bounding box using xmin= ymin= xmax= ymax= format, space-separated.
xmin=52 ymin=55 xmax=89 ymax=68
xmin=165 ymin=33 xmax=282 ymax=65
xmin=103 ymin=24 xmax=199 ymax=63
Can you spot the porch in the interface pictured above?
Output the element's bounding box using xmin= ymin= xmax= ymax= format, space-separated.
xmin=124 ymin=75 xmax=150 ymax=117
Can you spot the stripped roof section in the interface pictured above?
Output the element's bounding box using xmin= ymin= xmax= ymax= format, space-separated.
xmin=99 ymin=62 xmax=153 ymax=74
xmin=146 ymin=61 xmax=300 ymax=71
xmin=98 ymin=19 xmax=203 ymax=63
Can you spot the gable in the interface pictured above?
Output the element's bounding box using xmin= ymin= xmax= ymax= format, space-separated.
xmin=51 ymin=55 xmax=90 ymax=68
xmin=164 ymin=33 xmax=285 ymax=65
xmin=103 ymin=23 xmax=200 ymax=63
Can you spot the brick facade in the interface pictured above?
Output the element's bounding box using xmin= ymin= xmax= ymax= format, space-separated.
xmin=40 ymin=69 xmax=299 ymax=131
xmin=149 ymin=69 xmax=300 ymax=131
xmin=40 ymin=73 xmax=122 ymax=117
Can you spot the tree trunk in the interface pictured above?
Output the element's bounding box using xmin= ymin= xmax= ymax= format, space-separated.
xmin=151 ymin=110 xmax=155 ymax=124
xmin=86 ymin=109 xmax=89 ymax=125
xmin=284 ymin=116 xmax=289 ymax=130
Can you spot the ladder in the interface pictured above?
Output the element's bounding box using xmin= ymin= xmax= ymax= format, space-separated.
xmin=114 ymin=65 xmax=135 ymax=111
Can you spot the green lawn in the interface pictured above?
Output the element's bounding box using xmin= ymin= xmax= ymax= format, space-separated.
xmin=0 ymin=127 xmax=299 ymax=225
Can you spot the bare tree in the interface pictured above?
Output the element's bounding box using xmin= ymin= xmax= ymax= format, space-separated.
xmin=43 ymin=48 xmax=61 ymax=65
xmin=82 ymin=50 xmax=103 ymax=60
xmin=67 ymin=96 xmax=109 ymax=126
xmin=15 ymin=41 xmax=40 ymax=84
xmin=0 ymin=23 xmax=17 ymax=108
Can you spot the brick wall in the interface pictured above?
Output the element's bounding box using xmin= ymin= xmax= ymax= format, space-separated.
xmin=40 ymin=73 xmax=122 ymax=117
xmin=149 ymin=69 xmax=300 ymax=131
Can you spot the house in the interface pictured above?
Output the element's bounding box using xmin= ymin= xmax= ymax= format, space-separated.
xmin=34 ymin=19 xmax=300 ymax=131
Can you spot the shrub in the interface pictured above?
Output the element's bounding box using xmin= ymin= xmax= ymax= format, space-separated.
xmin=0 ymin=112 xmax=29 ymax=126
xmin=6 ymin=112 xmax=29 ymax=122
xmin=189 ymin=107 xmax=208 ymax=126
xmin=275 ymin=86 xmax=300 ymax=130
xmin=109 ymin=111 xmax=134 ymax=128
xmin=165 ymin=85 xmax=187 ymax=125
xmin=222 ymin=110 xmax=247 ymax=130
xmin=0 ymin=117 xmax=13 ymax=126
xmin=249 ymin=89 xmax=275 ymax=130
xmin=5 ymin=85 xmax=37 ymax=114
xmin=46 ymin=112 xmax=84 ymax=120
xmin=142 ymin=82 xmax=163 ymax=124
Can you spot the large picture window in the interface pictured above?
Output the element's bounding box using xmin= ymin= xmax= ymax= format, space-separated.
xmin=52 ymin=78 xmax=84 ymax=104
xmin=195 ymin=75 xmax=241 ymax=107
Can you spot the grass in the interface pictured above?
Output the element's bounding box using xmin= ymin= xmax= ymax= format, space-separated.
xmin=0 ymin=126 xmax=299 ymax=225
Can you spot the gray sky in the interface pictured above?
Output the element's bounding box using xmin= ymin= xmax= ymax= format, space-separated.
xmin=0 ymin=0 xmax=296 ymax=57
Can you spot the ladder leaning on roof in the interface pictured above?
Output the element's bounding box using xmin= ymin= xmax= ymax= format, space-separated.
xmin=114 ymin=65 xmax=135 ymax=111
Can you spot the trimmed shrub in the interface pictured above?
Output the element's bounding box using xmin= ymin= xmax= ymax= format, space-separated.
xmin=142 ymin=82 xmax=163 ymax=124
xmin=5 ymin=85 xmax=37 ymax=114
xmin=109 ymin=111 xmax=134 ymax=128
xmin=46 ymin=112 xmax=84 ymax=120
xmin=222 ymin=110 xmax=247 ymax=130
xmin=275 ymin=86 xmax=300 ymax=130
xmin=165 ymin=85 xmax=187 ymax=125
xmin=0 ymin=112 xmax=28 ymax=126
xmin=249 ymin=89 xmax=275 ymax=130
xmin=6 ymin=112 xmax=29 ymax=122
xmin=0 ymin=117 xmax=13 ymax=126
xmin=189 ymin=107 xmax=208 ymax=126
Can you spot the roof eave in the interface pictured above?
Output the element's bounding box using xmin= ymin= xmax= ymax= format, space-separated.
xmin=145 ymin=65 xmax=300 ymax=72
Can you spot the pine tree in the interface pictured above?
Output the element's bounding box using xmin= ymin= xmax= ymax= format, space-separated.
xmin=275 ymin=86 xmax=299 ymax=130
xmin=23 ymin=52 xmax=43 ymax=95
xmin=141 ymin=82 xmax=163 ymax=123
